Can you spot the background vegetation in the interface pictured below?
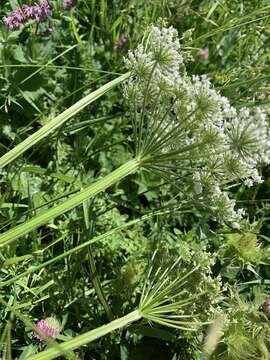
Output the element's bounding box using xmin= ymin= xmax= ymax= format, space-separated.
xmin=0 ymin=0 xmax=270 ymax=359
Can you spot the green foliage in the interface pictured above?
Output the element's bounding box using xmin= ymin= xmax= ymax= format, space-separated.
xmin=0 ymin=0 xmax=270 ymax=359
xmin=226 ymin=232 xmax=265 ymax=263
xmin=213 ymin=291 xmax=270 ymax=359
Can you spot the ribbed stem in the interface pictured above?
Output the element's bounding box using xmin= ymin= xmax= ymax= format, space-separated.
xmin=28 ymin=310 xmax=141 ymax=360
xmin=0 ymin=207 xmax=188 ymax=289
xmin=0 ymin=159 xmax=140 ymax=247
xmin=0 ymin=72 xmax=130 ymax=169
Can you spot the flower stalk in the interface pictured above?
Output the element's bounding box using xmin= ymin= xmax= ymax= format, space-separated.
xmin=123 ymin=25 xmax=270 ymax=227
xmin=0 ymin=72 xmax=130 ymax=169
xmin=0 ymin=158 xmax=139 ymax=247
xmin=0 ymin=206 xmax=188 ymax=289
xmin=26 ymin=250 xmax=214 ymax=359
xmin=28 ymin=310 xmax=142 ymax=360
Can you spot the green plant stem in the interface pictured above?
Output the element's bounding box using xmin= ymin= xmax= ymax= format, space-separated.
xmin=0 ymin=207 xmax=189 ymax=289
xmin=0 ymin=159 xmax=139 ymax=248
xmin=88 ymin=250 xmax=114 ymax=321
xmin=28 ymin=310 xmax=141 ymax=360
xmin=0 ymin=298 xmax=76 ymax=358
xmin=83 ymin=200 xmax=114 ymax=321
xmin=0 ymin=72 xmax=130 ymax=169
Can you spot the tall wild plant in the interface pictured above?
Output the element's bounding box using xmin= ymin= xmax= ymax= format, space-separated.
xmin=0 ymin=25 xmax=269 ymax=246
xmin=1 ymin=24 xmax=270 ymax=359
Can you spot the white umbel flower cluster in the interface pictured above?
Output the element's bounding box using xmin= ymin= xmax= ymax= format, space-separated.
xmin=124 ymin=26 xmax=183 ymax=108
xmin=123 ymin=25 xmax=270 ymax=228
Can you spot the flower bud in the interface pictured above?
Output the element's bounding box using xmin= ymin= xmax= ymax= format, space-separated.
xmin=33 ymin=317 xmax=61 ymax=341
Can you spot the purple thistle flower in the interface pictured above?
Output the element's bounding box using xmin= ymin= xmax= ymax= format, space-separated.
xmin=3 ymin=8 xmax=25 ymax=31
xmin=4 ymin=16 xmax=20 ymax=31
xmin=32 ymin=1 xmax=53 ymax=23
xmin=32 ymin=4 xmax=45 ymax=23
xmin=3 ymin=1 xmax=53 ymax=30
xmin=33 ymin=317 xmax=61 ymax=341
xmin=39 ymin=0 xmax=53 ymax=17
xmin=12 ymin=9 xmax=25 ymax=23
xmin=22 ymin=5 xmax=35 ymax=18
xmin=62 ymin=0 xmax=78 ymax=11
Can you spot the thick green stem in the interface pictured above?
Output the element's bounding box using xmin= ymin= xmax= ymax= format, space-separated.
xmin=0 ymin=159 xmax=140 ymax=248
xmin=28 ymin=310 xmax=142 ymax=360
xmin=0 ymin=72 xmax=130 ymax=169
xmin=0 ymin=207 xmax=188 ymax=289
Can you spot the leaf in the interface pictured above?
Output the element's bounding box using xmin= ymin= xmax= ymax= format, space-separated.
xmin=18 ymin=344 xmax=37 ymax=359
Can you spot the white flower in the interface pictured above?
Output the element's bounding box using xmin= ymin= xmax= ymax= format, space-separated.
xmin=123 ymin=25 xmax=270 ymax=227
xmin=244 ymin=178 xmax=254 ymax=187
